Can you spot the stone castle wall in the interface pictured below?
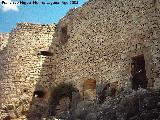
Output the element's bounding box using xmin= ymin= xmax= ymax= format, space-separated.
xmin=0 ymin=0 xmax=160 ymax=119
xmin=51 ymin=0 xmax=160 ymax=92
xmin=0 ymin=23 xmax=55 ymax=119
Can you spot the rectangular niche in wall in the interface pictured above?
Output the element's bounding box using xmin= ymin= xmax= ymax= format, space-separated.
xmin=131 ymin=55 xmax=148 ymax=90
xmin=38 ymin=51 xmax=53 ymax=56
xmin=59 ymin=26 xmax=69 ymax=44
xmin=83 ymin=79 xmax=96 ymax=100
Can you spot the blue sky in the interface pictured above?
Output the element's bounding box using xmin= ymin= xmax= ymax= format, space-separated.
xmin=0 ymin=0 xmax=88 ymax=32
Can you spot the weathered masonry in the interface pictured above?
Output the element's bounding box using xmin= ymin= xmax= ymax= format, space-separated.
xmin=0 ymin=0 xmax=160 ymax=119
xmin=0 ymin=23 xmax=56 ymax=119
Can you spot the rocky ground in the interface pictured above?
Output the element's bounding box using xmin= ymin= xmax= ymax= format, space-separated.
xmin=47 ymin=88 xmax=160 ymax=120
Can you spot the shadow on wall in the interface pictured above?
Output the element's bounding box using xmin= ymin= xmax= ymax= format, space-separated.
xmin=25 ymin=25 xmax=80 ymax=120
xmin=48 ymin=83 xmax=79 ymax=119
xmin=25 ymin=29 xmax=58 ymax=120
xmin=0 ymin=46 xmax=13 ymax=110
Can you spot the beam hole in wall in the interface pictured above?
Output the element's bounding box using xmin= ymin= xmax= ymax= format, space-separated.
xmin=131 ymin=55 xmax=148 ymax=90
xmin=23 ymin=89 xmax=27 ymax=93
xmin=37 ymin=51 xmax=53 ymax=56
xmin=33 ymin=90 xmax=45 ymax=98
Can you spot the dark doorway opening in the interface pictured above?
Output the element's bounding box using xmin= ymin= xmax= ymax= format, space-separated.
xmin=131 ymin=55 xmax=148 ymax=90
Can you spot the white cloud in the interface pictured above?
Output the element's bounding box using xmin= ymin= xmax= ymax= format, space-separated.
xmin=0 ymin=0 xmax=20 ymax=12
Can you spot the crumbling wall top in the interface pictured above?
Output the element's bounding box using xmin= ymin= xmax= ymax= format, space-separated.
xmin=12 ymin=22 xmax=56 ymax=32
xmin=0 ymin=33 xmax=9 ymax=50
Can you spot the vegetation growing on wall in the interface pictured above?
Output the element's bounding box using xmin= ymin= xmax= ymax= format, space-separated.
xmin=48 ymin=82 xmax=77 ymax=116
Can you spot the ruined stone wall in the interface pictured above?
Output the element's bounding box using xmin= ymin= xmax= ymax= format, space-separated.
xmin=151 ymin=0 xmax=160 ymax=89
xmin=1 ymin=0 xmax=160 ymax=119
xmin=50 ymin=0 xmax=160 ymax=93
xmin=0 ymin=33 xmax=9 ymax=50
xmin=0 ymin=23 xmax=55 ymax=119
